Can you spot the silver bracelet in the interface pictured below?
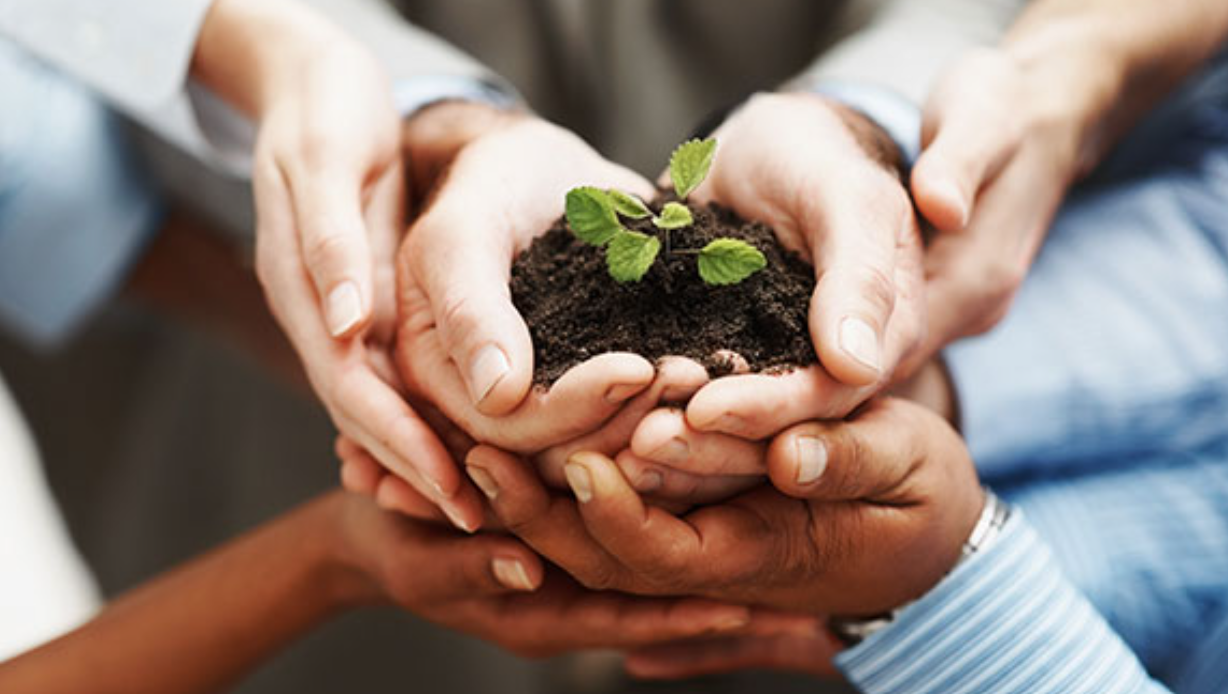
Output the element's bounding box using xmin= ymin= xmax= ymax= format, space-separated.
xmin=828 ymin=488 xmax=1012 ymax=647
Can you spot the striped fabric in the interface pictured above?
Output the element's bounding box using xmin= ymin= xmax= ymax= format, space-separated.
xmin=832 ymin=52 xmax=1228 ymax=693
xmin=836 ymin=512 xmax=1170 ymax=694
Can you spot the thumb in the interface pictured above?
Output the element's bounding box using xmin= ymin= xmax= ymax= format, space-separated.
xmin=911 ymin=108 xmax=1016 ymax=235
xmin=288 ymin=168 xmax=377 ymax=338
xmin=406 ymin=205 xmax=535 ymax=416
xmin=765 ymin=398 xmax=933 ymax=501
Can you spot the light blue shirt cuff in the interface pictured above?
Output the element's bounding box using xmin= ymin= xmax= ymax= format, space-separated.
xmin=836 ymin=512 xmax=1169 ymax=694
xmin=811 ymin=81 xmax=921 ymax=166
xmin=393 ymin=74 xmax=521 ymax=120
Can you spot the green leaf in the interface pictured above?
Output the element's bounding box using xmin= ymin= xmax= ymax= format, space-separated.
xmin=607 ymin=230 xmax=661 ymax=283
xmin=565 ymin=187 xmax=622 ymax=246
xmin=697 ymin=238 xmax=767 ymax=286
xmin=668 ymin=137 xmax=717 ymax=199
xmin=607 ymin=189 xmax=652 ymax=219
xmin=653 ymin=202 xmax=693 ymax=230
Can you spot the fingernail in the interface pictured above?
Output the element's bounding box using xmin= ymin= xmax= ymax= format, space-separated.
xmin=795 ymin=436 xmax=828 ymax=485
xmin=650 ymin=438 xmax=689 ymax=465
xmin=605 ymin=383 xmax=643 ymax=404
xmin=636 ymin=468 xmax=664 ymax=493
xmin=839 ymin=317 xmax=881 ymax=373
xmin=563 ymin=462 xmax=594 ymax=503
xmin=713 ymin=613 xmax=751 ymax=633
xmin=442 ymin=503 xmax=478 ymax=534
xmin=326 ymin=281 xmax=363 ymax=337
xmin=467 ymin=466 xmax=499 ymax=500
xmin=492 ymin=557 xmax=535 ymax=591
xmin=468 ymin=344 xmax=510 ymax=405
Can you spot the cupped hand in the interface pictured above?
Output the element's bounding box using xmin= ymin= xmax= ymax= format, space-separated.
xmin=906 ymin=47 xmax=1090 ymax=368
xmin=464 ymin=397 xmax=983 ymax=618
xmin=195 ymin=0 xmax=482 ymax=528
xmin=395 ymin=104 xmax=662 ymax=451
xmin=325 ymin=491 xmax=762 ymax=659
xmin=671 ymin=92 xmax=925 ymax=440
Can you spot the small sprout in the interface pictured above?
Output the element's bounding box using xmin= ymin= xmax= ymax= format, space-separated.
xmin=608 ymin=189 xmax=652 ymax=219
xmin=653 ymin=202 xmax=693 ymax=230
xmin=566 ymin=187 xmax=622 ymax=246
xmin=697 ymin=238 xmax=767 ymax=286
xmin=607 ymin=230 xmax=661 ymax=283
xmin=563 ymin=138 xmax=766 ymax=286
xmin=669 ymin=137 xmax=717 ymax=199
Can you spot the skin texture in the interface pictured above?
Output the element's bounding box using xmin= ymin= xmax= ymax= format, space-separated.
xmin=463 ymin=398 xmax=984 ymax=619
xmin=0 ymin=492 xmax=759 ymax=694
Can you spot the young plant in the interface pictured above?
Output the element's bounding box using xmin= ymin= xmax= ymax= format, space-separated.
xmin=564 ymin=138 xmax=767 ymax=285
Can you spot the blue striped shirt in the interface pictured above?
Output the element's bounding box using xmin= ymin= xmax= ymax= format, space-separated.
xmin=834 ymin=51 xmax=1228 ymax=693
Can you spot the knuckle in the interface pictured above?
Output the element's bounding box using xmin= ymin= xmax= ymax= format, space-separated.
xmin=575 ymin=561 xmax=620 ymax=592
xmin=849 ymin=265 xmax=897 ymax=321
xmin=305 ymin=231 xmax=354 ymax=276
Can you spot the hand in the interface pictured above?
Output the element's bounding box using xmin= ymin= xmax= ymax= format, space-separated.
xmin=906 ymin=47 xmax=1090 ymax=365
xmin=625 ymin=619 xmax=842 ymax=680
xmin=464 ymin=398 xmax=983 ymax=617
xmin=395 ymin=103 xmax=661 ymax=453
xmin=323 ymin=491 xmax=765 ymax=659
xmin=194 ymin=0 xmax=480 ymax=529
xmin=663 ymin=92 xmax=925 ymax=443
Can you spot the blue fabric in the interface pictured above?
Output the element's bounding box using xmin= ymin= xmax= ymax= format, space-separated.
xmin=0 ymin=40 xmax=161 ymax=348
xmin=837 ymin=512 xmax=1170 ymax=694
xmin=837 ymin=54 xmax=1228 ymax=693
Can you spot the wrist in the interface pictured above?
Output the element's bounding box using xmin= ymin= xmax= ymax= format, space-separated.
xmin=311 ymin=492 xmax=389 ymax=610
xmin=192 ymin=0 xmax=358 ymax=117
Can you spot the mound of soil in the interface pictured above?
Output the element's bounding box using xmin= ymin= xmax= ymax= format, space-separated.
xmin=510 ymin=199 xmax=817 ymax=385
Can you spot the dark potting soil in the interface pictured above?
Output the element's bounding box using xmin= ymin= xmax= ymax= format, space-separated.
xmin=510 ymin=199 xmax=817 ymax=386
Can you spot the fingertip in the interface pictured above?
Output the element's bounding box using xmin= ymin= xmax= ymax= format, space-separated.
xmin=766 ymin=426 xmax=830 ymax=496
xmin=491 ymin=550 xmax=544 ymax=592
xmin=821 ymin=314 xmax=884 ymax=387
xmin=470 ymin=341 xmax=535 ymax=416
xmin=912 ymin=155 xmax=970 ymax=233
xmin=629 ymin=408 xmax=688 ymax=460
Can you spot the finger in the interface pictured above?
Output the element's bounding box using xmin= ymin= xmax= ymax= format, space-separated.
xmin=563 ymin=451 xmax=770 ymax=590
xmin=487 ymin=575 xmax=753 ymax=657
xmin=624 ymin=631 xmax=840 ymax=680
xmin=406 ymin=345 xmax=656 ymax=453
xmin=629 ymin=408 xmax=765 ymax=476
xmin=808 ymin=187 xmax=915 ymax=387
xmin=285 ymin=165 xmax=377 ymax=338
xmin=332 ymin=364 xmax=486 ymax=531
xmin=535 ymin=356 xmax=710 ymax=487
xmin=410 ymin=527 xmax=545 ymax=597
xmin=913 ymin=64 xmax=1021 ymax=233
xmin=765 ymin=397 xmax=930 ymax=501
xmin=374 ymin=474 xmax=450 ymax=522
xmin=254 ymin=160 xmax=480 ymax=529
xmin=405 ymin=203 xmax=535 ymax=416
xmin=686 ymin=368 xmax=873 ymax=439
xmin=465 ymin=446 xmax=631 ymax=591
xmin=615 ymin=450 xmax=760 ymax=505
xmin=337 ymin=437 xmax=382 ymax=496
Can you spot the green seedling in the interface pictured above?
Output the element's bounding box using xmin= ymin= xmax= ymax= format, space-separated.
xmin=564 ymin=138 xmax=766 ymax=284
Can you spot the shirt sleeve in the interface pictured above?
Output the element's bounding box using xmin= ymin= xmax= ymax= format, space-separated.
xmin=836 ymin=511 xmax=1172 ymax=694
xmin=0 ymin=42 xmax=161 ymax=348
xmin=792 ymin=0 xmax=1027 ymax=105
